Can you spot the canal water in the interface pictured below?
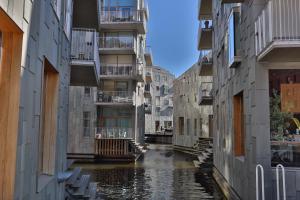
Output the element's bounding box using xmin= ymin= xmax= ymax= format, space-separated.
xmin=76 ymin=144 xmax=225 ymax=200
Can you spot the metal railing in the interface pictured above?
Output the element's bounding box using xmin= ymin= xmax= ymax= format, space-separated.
xmin=255 ymin=0 xmax=300 ymax=56
xmin=199 ymin=82 xmax=213 ymax=99
xmin=199 ymin=50 xmax=213 ymax=64
xmin=100 ymin=10 xmax=145 ymax=23
xmin=100 ymin=64 xmax=134 ymax=76
xmin=96 ymin=91 xmax=133 ymax=104
xmin=276 ymin=164 xmax=286 ymax=200
xmin=95 ymin=127 xmax=133 ymax=139
xmin=98 ymin=36 xmax=134 ymax=49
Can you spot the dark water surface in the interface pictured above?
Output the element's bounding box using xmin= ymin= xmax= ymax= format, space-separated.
xmin=76 ymin=144 xmax=225 ymax=200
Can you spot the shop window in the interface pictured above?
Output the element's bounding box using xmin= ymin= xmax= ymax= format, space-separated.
xmin=269 ymin=70 xmax=300 ymax=167
xmin=39 ymin=59 xmax=59 ymax=175
xmin=233 ymin=91 xmax=245 ymax=156
xmin=179 ymin=117 xmax=184 ymax=135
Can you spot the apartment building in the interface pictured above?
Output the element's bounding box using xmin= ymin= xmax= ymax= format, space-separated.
xmin=68 ymin=0 xmax=149 ymax=160
xmin=173 ymin=62 xmax=213 ymax=148
xmin=198 ymin=0 xmax=300 ymax=199
xmin=144 ymin=65 xmax=175 ymax=135
xmin=0 ymin=0 xmax=74 ymax=199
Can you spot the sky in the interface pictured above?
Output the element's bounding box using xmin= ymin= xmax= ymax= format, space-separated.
xmin=147 ymin=0 xmax=199 ymax=77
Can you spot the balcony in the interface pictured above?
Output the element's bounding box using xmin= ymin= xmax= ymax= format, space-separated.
xmin=144 ymin=83 xmax=152 ymax=98
xmin=135 ymin=63 xmax=144 ymax=82
xmin=255 ymin=0 xmax=300 ymax=62
xmin=198 ymin=82 xmax=213 ymax=105
xmin=198 ymin=20 xmax=213 ymax=50
xmin=95 ymin=127 xmax=133 ymax=139
xmin=198 ymin=0 xmax=212 ymax=20
xmin=145 ymin=71 xmax=152 ymax=83
xmin=99 ymin=10 xmax=147 ymax=34
xmin=70 ymin=28 xmax=100 ymax=86
xmin=95 ymin=91 xmax=133 ymax=106
xmin=144 ymin=46 xmax=153 ymax=66
xmin=199 ymin=50 xmax=213 ymax=76
xmin=100 ymin=64 xmax=137 ymax=79
xmin=98 ymin=36 xmax=136 ymax=54
xmin=144 ymin=103 xmax=152 ymax=114
xmin=221 ymin=0 xmax=244 ymax=3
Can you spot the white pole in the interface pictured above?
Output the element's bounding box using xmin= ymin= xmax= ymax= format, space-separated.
xmin=256 ymin=164 xmax=265 ymax=200
xmin=276 ymin=164 xmax=286 ymax=200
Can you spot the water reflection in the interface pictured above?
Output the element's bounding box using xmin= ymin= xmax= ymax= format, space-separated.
xmin=76 ymin=144 xmax=224 ymax=200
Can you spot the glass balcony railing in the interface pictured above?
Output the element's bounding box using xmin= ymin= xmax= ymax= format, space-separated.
xmin=96 ymin=91 xmax=133 ymax=104
xmin=199 ymin=50 xmax=212 ymax=64
xmin=98 ymin=36 xmax=134 ymax=49
xmin=200 ymin=20 xmax=213 ymax=30
xmin=100 ymin=10 xmax=145 ymax=23
xmin=95 ymin=127 xmax=133 ymax=139
xmin=100 ymin=64 xmax=134 ymax=76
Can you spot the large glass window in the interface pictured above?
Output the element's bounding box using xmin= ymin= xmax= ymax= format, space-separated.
xmin=228 ymin=7 xmax=241 ymax=68
xmin=269 ymin=70 xmax=300 ymax=167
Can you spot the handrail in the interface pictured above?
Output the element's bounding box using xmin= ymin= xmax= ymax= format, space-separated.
xmin=256 ymin=164 xmax=265 ymax=200
xmin=276 ymin=164 xmax=286 ymax=200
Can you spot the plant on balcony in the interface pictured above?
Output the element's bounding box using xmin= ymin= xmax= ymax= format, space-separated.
xmin=270 ymin=89 xmax=293 ymax=141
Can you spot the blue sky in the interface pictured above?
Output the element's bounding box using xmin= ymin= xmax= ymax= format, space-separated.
xmin=147 ymin=0 xmax=199 ymax=77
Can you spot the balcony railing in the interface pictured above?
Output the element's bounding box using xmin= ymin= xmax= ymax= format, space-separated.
xmin=96 ymin=91 xmax=133 ymax=104
xmin=255 ymin=0 xmax=300 ymax=60
xmin=70 ymin=28 xmax=100 ymax=86
xmin=98 ymin=36 xmax=134 ymax=49
xmin=100 ymin=10 xmax=145 ymax=23
xmin=100 ymin=64 xmax=134 ymax=77
xmin=95 ymin=127 xmax=133 ymax=139
xmin=199 ymin=50 xmax=212 ymax=64
xmin=198 ymin=82 xmax=213 ymax=105
xmin=198 ymin=20 xmax=213 ymax=50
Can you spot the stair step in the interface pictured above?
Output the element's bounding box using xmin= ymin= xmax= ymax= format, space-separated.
xmin=66 ymin=167 xmax=81 ymax=186
xmin=73 ymin=175 xmax=91 ymax=196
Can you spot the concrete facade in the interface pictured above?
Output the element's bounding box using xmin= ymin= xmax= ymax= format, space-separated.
xmin=173 ymin=63 xmax=213 ymax=148
xmin=198 ymin=0 xmax=300 ymax=199
xmin=0 ymin=0 xmax=73 ymax=199
xmin=144 ymin=66 xmax=175 ymax=135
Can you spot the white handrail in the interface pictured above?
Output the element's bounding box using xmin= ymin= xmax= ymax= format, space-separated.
xmin=256 ymin=164 xmax=265 ymax=200
xmin=276 ymin=164 xmax=286 ymax=200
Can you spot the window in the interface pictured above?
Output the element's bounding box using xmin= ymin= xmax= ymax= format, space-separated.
xmin=0 ymin=10 xmax=23 ymax=199
xmin=155 ymin=107 xmax=160 ymax=116
xmin=155 ymin=96 xmax=160 ymax=106
xmin=228 ymin=7 xmax=241 ymax=68
xmin=187 ymin=119 xmax=191 ymax=135
xmin=64 ymin=0 xmax=72 ymax=39
xmin=164 ymin=121 xmax=172 ymax=129
xmin=155 ymin=74 xmax=160 ymax=82
xmin=84 ymin=87 xmax=91 ymax=97
xmin=39 ymin=59 xmax=59 ymax=175
xmin=269 ymin=70 xmax=300 ymax=167
xmin=164 ymin=99 xmax=169 ymax=105
xmin=194 ymin=119 xmax=197 ymax=136
xmin=83 ymin=112 xmax=91 ymax=137
xmin=179 ymin=117 xmax=184 ymax=135
xmin=199 ymin=118 xmax=203 ymax=136
xmin=155 ymin=121 xmax=160 ymax=132
xmin=156 ymin=86 xmax=160 ymax=91
xmin=52 ymin=0 xmax=62 ymax=19
xmin=233 ymin=91 xmax=244 ymax=157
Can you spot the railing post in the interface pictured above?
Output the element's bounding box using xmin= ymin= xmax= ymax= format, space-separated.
xmin=276 ymin=164 xmax=286 ymax=200
xmin=256 ymin=164 xmax=265 ymax=200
